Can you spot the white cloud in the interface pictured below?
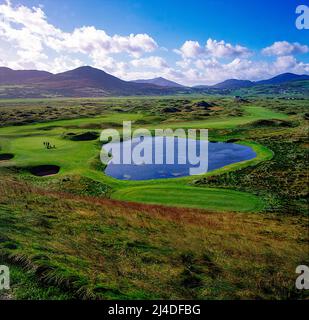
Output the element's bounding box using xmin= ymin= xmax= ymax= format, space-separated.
xmin=175 ymin=38 xmax=251 ymax=59
xmin=174 ymin=41 xmax=203 ymax=59
xmin=205 ymin=39 xmax=251 ymax=58
xmin=262 ymin=41 xmax=309 ymax=56
xmin=273 ymin=55 xmax=309 ymax=73
xmin=130 ymin=56 xmax=168 ymax=69
xmin=172 ymin=55 xmax=309 ymax=86
xmin=47 ymin=56 xmax=84 ymax=74
xmin=0 ymin=1 xmax=157 ymax=71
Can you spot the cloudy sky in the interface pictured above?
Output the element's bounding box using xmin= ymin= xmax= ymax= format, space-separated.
xmin=0 ymin=0 xmax=308 ymax=85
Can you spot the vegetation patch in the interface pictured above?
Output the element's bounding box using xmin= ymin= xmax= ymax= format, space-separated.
xmin=248 ymin=119 xmax=296 ymax=128
xmin=193 ymin=101 xmax=214 ymax=109
xmin=0 ymin=178 xmax=307 ymax=300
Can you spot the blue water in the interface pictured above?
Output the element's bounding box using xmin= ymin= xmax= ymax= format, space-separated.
xmin=103 ymin=137 xmax=256 ymax=181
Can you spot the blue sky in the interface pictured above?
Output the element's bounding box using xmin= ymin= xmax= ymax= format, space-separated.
xmin=0 ymin=0 xmax=308 ymax=85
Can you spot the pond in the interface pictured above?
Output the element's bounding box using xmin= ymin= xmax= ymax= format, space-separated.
xmin=103 ymin=136 xmax=256 ymax=181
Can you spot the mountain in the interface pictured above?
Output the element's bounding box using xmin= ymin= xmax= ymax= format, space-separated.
xmin=40 ymin=66 xmax=138 ymax=91
xmin=194 ymin=73 xmax=309 ymax=91
xmin=256 ymin=73 xmax=309 ymax=85
xmin=0 ymin=67 xmax=52 ymax=85
xmin=0 ymin=67 xmax=308 ymax=98
xmin=132 ymin=77 xmax=184 ymax=88
xmin=0 ymin=66 xmax=186 ymax=98
xmin=212 ymin=79 xmax=254 ymax=90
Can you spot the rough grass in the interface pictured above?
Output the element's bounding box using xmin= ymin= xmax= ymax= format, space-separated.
xmin=0 ymin=177 xmax=308 ymax=300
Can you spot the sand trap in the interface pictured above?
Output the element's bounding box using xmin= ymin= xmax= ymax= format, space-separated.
xmin=226 ymin=138 xmax=240 ymax=143
xmin=66 ymin=131 xmax=99 ymax=141
xmin=30 ymin=165 xmax=60 ymax=177
xmin=250 ymin=119 xmax=294 ymax=127
xmin=0 ymin=153 xmax=14 ymax=161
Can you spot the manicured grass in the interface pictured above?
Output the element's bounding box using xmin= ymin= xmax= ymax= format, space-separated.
xmin=4 ymin=135 xmax=99 ymax=173
xmin=112 ymin=186 xmax=265 ymax=212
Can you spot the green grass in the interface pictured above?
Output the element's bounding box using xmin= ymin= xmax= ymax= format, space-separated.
xmin=112 ymin=186 xmax=265 ymax=212
xmin=0 ymin=263 xmax=72 ymax=300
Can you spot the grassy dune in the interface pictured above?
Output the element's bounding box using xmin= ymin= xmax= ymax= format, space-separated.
xmin=155 ymin=106 xmax=288 ymax=129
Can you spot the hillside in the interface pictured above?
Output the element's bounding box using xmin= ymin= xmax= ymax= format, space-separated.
xmin=212 ymin=79 xmax=254 ymax=90
xmin=256 ymin=73 xmax=309 ymax=85
xmin=234 ymin=80 xmax=309 ymax=97
xmin=0 ymin=66 xmax=186 ymax=98
xmin=132 ymin=77 xmax=184 ymax=88
xmin=194 ymin=73 xmax=309 ymax=92
xmin=0 ymin=67 xmax=52 ymax=85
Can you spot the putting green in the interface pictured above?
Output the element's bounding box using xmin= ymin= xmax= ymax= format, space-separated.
xmin=112 ymin=186 xmax=265 ymax=212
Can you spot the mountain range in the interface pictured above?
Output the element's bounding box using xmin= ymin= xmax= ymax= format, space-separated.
xmin=193 ymin=73 xmax=309 ymax=90
xmin=0 ymin=66 xmax=308 ymax=98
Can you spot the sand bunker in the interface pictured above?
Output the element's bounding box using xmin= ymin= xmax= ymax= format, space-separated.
xmin=0 ymin=153 xmax=14 ymax=161
xmin=30 ymin=165 xmax=60 ymax=177
xmin=66 ymin=131 xmax=99 ymax=141
xmin=250 ymin=119 xmax=294 ymax=128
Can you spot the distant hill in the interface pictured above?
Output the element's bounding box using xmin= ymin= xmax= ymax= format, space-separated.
xmin=193 ymin=73 xmax=309 ymax=91
xmin=132 ymin=77 xmax=184 ymax=88
xmin=212 ymin=79 xmax=254 ymax=90
xmin=40 ymin=66 xmax=140 ymax=92
xmin=0 ymin=67 xmax=52 ymax=85
xmin=256 ymin=73 xmax=309 ymax=85
xmin=0 ymin=67 xmax=308 ymax=98
xmin=0 ymin=66 xmax=188 ymax=97
xmin=192 ymin=85 xmax=210 ymax=89
xmin=235 ymin=79 xmax=309 ymax=97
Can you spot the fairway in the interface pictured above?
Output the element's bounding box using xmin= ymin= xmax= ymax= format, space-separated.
xmin=112 ymin=186 xmax=265 ymax=212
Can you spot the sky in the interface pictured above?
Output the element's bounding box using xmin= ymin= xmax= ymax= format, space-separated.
xmin=0 ymin=0 xmax=308 ymax=85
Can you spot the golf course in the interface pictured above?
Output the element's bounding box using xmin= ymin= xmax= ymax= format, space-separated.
xmin=1 ymin=0 xmax=309 ymax=305
xmin=0 ymin=96 xmax=308 ymax=300
xmin=0 ymin=104 xmax=283 ymax=212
